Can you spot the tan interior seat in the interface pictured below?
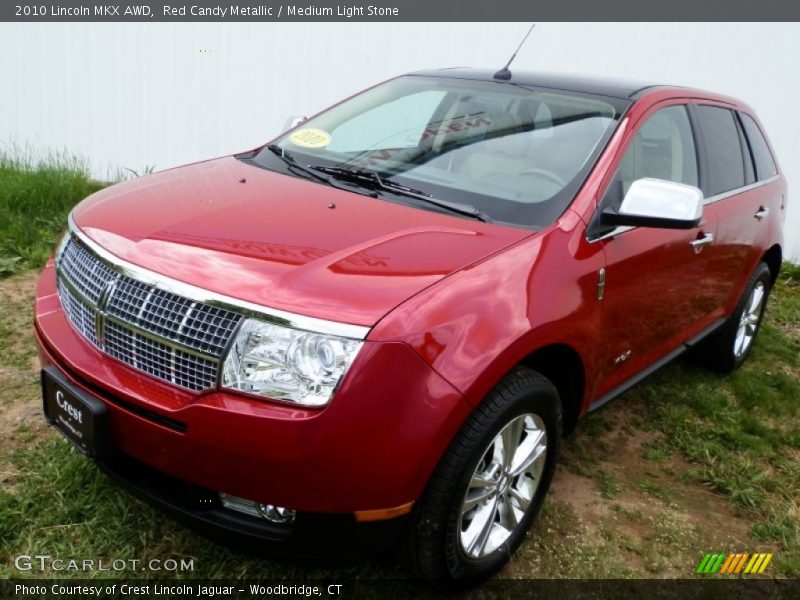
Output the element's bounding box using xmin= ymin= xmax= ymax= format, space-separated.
xmin=454 ymin=110 xmax=528 ymax=180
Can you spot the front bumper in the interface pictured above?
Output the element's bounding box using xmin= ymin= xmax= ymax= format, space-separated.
xmin=94 ymin=426 xmax=409 ymax=555
xmin=34 ymin=260 xmax=472 ymax=540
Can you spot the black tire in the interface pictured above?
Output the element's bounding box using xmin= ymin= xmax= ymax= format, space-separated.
xmin=693 ymin=262 xmax=772 ymax=373
xmin=405 ymin=366 xmax=562 ymax=585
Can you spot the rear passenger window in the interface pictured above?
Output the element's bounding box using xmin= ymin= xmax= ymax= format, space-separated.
xmin=739 ymin=113 xmax=778 ymax=181
xmin=695 ymin=106 xmax=746 ymax=196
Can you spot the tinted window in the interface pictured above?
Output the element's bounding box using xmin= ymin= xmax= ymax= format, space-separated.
xmin=601 ymin=105 xmax=698 ymax=210
xmin=695 ymin=106 xmax=745 ymax=196
xmin=736 ymin=117 xmax=756 ymax=185
xmin=740 ymin=113 xmax=778 ymax=181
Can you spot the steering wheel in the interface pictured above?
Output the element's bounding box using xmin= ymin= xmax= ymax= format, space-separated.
xmin=518 ymin=168 xmax=567 ymax=187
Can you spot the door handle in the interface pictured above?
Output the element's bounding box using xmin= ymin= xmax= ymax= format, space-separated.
xmin=754 ymin=206 xmax=770 ymax=220
xmin=690 ymin=232 xmax=714 ymax=253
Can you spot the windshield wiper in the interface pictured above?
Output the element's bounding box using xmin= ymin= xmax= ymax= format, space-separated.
xmin=266 ymin=145 xmax=384 ymax=200
xmin=309 ymin=165 xmax=491 ymax=222
xmin=266 ymin=144 xmax=339 ymax=187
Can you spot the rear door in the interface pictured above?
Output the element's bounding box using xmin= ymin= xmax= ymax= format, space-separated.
xmin=694 ymin=105 xmax=783 ymax=313
xmin=590 ymin=103 xmax=720 ymax=399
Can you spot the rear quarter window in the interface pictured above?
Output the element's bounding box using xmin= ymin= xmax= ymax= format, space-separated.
xmin=695 ymin=105 xmax=746 ymax=196
xmin=739 ymin=113 xmax=779 ymax=181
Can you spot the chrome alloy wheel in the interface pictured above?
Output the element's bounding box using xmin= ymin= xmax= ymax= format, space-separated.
xmin=734 ymin=281 xmax=766 ymax=358
xmin=458 ymin=413 xmax=547 ymax=559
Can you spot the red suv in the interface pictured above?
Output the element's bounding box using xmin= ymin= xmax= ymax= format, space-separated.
xmin=35 ymin=69 xmax=786 ymax=582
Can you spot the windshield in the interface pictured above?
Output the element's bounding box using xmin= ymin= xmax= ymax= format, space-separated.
xmin=252 ymin=75 xmax=629 ymax=228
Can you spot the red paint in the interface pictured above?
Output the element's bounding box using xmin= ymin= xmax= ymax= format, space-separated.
xmin=72 ymin=158 xmax=529 ymax=327
xmin=34 ymin=83 xmax=786 ymax=516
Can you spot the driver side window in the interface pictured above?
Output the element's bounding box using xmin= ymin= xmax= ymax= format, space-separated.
xmin=602 ymin=105 xmax=699 ymax=211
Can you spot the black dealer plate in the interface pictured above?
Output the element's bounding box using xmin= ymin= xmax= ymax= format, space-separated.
xmin=42 ymin=367 xmax=109 ymax=458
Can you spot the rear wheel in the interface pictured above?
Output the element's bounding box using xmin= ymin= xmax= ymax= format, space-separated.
xmin=405 ymin=367 xmax=561 ymax=584
xmin=694 ymin=262 xmax=772 ymax=373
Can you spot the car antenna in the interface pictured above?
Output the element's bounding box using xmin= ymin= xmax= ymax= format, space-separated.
xmin=493 ymin=23 xmax=535 ymax=81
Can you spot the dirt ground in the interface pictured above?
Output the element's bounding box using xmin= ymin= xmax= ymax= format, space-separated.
xmin=0 ymin=272 xmax=47 ymax=457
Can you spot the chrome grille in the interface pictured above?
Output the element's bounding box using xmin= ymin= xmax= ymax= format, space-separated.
xmin=56 ymin=236 xmax=243 ymax=392
xmin=57 ymin=279 xmax=99 ymax=347
xmin=59 ymin=236 xmax=118 ymax=303
xmin=105 ymin=279 xmax=238 ymax=355
xmin=104 ymin=322 xmax=219 ymax=391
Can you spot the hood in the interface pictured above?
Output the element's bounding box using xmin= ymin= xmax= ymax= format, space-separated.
xmin=71 ymin=156 xmax=531 ymax=328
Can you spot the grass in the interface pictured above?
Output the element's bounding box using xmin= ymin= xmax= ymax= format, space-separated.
xmin=0 ymin=150 xmax=798 ymax=581
xmin=597 ymin=471 xmax=623 ymax=500
xmin=779 ymin=261 xmax=800 ymax=284
xmin=611 ymin=267 xmax=800 ymax=575
xmin=0 ymin=145 xmax=105 ymax=277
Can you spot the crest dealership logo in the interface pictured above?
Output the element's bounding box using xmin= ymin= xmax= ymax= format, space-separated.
xmin=55 ymin=391 xmax=83 ymax=424
xmin=696 ymin=552 xmax=773 ymax=574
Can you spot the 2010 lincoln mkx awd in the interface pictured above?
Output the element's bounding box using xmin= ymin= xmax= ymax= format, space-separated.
xmin=35 ymin=67 xmax=786 ymax=583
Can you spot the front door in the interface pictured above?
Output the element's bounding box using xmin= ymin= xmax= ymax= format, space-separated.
xmin=590 ymin=103 xmax=720 ymax=400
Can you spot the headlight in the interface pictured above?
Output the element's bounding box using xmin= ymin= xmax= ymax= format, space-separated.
xmin=221 ymin=319 xmax=363 ymax=406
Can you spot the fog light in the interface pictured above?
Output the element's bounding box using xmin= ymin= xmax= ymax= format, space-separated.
xmin=258 ymin=504 xmax=296 ymax=524
xmin=220 ymin=493 xmax=296 ymax=525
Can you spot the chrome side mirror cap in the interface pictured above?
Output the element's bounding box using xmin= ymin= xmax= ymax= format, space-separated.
xmin=602 ymin=178 xmax=704 ymax=230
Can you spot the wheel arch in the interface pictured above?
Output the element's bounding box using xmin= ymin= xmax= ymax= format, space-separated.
xmin=762 ymin=244 xmax=783 ymax=286
xmin=517 ymin=343 xmax=586 ymax=435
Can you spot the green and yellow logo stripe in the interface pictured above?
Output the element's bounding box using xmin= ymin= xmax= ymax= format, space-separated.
xmin=696 ymin=552 xmax=773 ymax=574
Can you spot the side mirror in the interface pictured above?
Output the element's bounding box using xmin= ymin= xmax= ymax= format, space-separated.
xmin=601 ymin=178 xmax=703 ymax=230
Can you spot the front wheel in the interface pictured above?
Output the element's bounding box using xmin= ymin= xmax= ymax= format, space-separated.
xmin=405 ymin=367 xmax=562 ymax=584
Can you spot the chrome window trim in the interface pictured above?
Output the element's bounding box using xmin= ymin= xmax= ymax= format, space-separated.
xmin=67 ymin=214 xmax=371 ymax=341
xmin=702 ymin=174 xmax=780 ymax=206
xmin=586 ymin=174 xmax=780 ymax=244
xmin=587 ymin=225 xmax=635 ymax=244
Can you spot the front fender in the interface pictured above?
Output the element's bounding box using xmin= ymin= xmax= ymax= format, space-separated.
xmin=371 ymin=212 xmax=605 ymax=412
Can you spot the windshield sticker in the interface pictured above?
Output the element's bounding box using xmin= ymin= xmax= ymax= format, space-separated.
xmin=289 ymin=128 xmax=331 ymax=148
